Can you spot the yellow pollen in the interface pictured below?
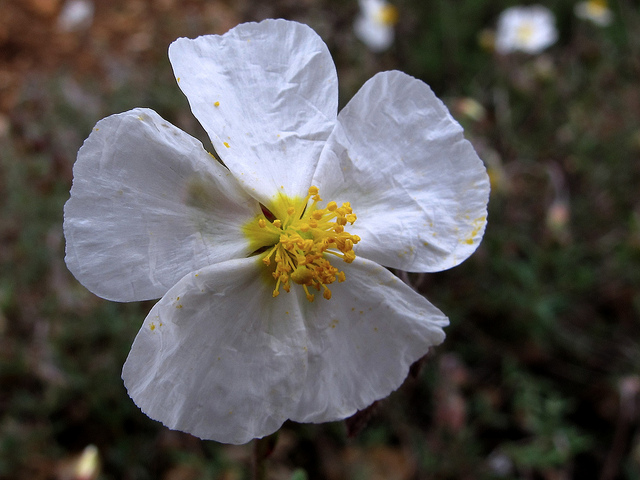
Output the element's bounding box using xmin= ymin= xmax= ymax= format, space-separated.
xmin=516 ymin=23 xmax=535 ymax=44
xmin=244 ymin=186 xmax=360 ymax=302
xmin=586 ymin=0 xmax=609 ymax=17
xmin=377 ymin=4 xmax=399 ymax=26
xmin=303 ymin=285 xmax=315 ymax=302
xmin=322 ymin=285 xmax=332 ymax=300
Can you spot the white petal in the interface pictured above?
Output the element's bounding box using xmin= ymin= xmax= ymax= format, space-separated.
xmin=291 ymin=257 xmax=448 ymax=422
xmin=313 ymin=71 xmax=490 ymax=273
xmin=168 ymin=19 xmax=339 ymax=204
xmin=64 ymin=108 xmax=259 ymax=302
xmin=122 ymin=257 xmax=309 ymax=444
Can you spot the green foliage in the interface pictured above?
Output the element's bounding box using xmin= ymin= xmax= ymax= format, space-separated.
xmin=290 ymin=468 xmax=309 ymax=480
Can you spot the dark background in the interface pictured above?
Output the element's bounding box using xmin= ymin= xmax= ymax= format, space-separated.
xmin=1 ymin=0 xmax=639 ymax=478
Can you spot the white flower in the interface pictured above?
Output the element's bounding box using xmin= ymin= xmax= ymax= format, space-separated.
xmin=57 ymin=0 xmax=95 ymax=32
xmin=354 ymin=0 xmax=399 ymax=52
xmin=63 ymin=19 xmax=490 ymax=444
xmin=495 ymin=5 xmax=558 ymax=54
xmin=574 ymin=0 xmax=614 ymax=26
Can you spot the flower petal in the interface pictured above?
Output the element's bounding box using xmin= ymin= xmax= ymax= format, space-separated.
xmin=122 ymin=257 xmax=308 ymax=444
xmin=313 ymin=71 xmax=490 ymax=272
xmin=64 ymin=108 xmax=259 ymax=302
xmin=169 ymin=19 xmax=339 ymax=204
xmin=290 ymin=257 xmax=448 ymax=422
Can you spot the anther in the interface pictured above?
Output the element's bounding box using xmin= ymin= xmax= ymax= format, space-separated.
xmin=343 ymin=251 xmax=356 ymax=263
xmin=322 ymin=285 xmax=332 ymax=300
xmin=303 ymin=285 xmax=315 ymax=302
xmin=255 ymin=186 xmax=360 ymax=303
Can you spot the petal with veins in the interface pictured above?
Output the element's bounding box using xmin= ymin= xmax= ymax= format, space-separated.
xmin=64 ymin=108 xmax=259 ymax=302
xmin=314 ymin=71 xmax=490 ymax=273
xmin=169 ymin=19 xmax=338 ymax=204
xmin=122 ymin=256 xmax=308 ymax=444
xmin=291 ymin=256 xmax=448 ymax=422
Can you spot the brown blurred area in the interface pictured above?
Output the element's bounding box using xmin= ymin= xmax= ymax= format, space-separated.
xmin=0 ymin=0 xmax=243 ymax=114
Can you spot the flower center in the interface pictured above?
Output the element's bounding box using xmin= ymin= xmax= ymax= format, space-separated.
xmin=515 ymin=22 xmax=535 ymax=44
xmin=587 ymin=0 xmax=607 ymax=16
xmin=376 ymin=5 xmax=399 ymax=26
xmin=244 ymin=186 xmax=360 ymax=302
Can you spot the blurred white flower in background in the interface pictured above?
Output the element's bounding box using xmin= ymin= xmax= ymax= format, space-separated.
xmin=354 ymin=0 xmax=399 ymax=52
xmin=56 ymin=444 xmax=100 ymax=480
xmin=575 ymin=0 xmax=614 ymax=26
xmin=57 ymin=0 xmax=95 ymax=32
xmin=453 ymin=97 xmax=487 ymax=123
xmin=495 ymin=5 xmax=558 ymax=54
xmin=73 ymin=445 xmax=100 ymax=480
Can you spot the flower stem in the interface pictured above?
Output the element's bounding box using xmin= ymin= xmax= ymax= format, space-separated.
xmin=252 ymin=433 xmax=278 ymax=480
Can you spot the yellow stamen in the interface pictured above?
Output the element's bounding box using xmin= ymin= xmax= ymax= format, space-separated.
xmin=244 ymin=186 xmax=360 ymax=302
xmin=303 ymin=285 xmax=315 ymax=302
xmin=322 ymin=285 xmax=332 ymax=300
